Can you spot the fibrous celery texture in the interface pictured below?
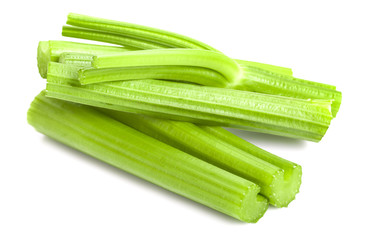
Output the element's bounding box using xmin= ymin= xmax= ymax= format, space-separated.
xmin=28 ymin=91 xmax=268 ymax=223
xmin=45 ymin=62 xmax=333 ymax=142
xmin=101 ymin=110 xmax=302 ymax=207
xmin=61 ymin=13 xmax=341 ymax=116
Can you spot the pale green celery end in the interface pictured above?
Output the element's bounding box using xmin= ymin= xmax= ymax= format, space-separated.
xmin=37 ymin=40 xmax=129 ymax=78
xmin=79 ymin=66 xmax=228 ymax=87
xmin=234 ymin=59 xmax=293 ymax=76
xmin=48 ymin=40 xmax=130 ymax=59
xmin=92 ymin=49 xmax=241 ymax=83
xmin=101 ymin=110 xmax=300 ymax=207
xmin=28 ymin=91 xmax=268 ymax=222
xmin=37 ymin=41 xmax=51 ymax=78
xmin=67 ymin=13 xmax=218 ymax=52
xmin=62 ymin=26 xmax=170 ymax=50
xmin=200 ymin=126 xmax=302 ymax=207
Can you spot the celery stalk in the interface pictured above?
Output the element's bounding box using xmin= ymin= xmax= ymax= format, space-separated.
xmin=66 ymin=13 xmax=218 ymax=51
xmin=79 ymin=65 xmax=228 ymax=87
xmin=201 ymin=126 xmax=302 ymax=206
xmin=62 ymin=26 xmax=169 ymax=50
xmin=100 ymin=110 xmax=302 ymax=207
xmin=28 ymin=91 xmax=268 ymax=222
xmin=91 ymin=49 xmax=242 ymax=84
xmin=46 ymin=62 xmax=333 ymax=142
xmin=61 ymin=14 xmax=342 ymax=114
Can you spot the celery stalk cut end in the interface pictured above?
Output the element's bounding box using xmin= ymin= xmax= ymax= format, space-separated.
xmin=37 ymin=41 xmax=51 ymax=78
xmin=240 ymin=187 xmax=268 ymax=222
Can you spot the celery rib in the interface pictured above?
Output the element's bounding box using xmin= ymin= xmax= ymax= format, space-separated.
xmin=79 ymin=65 xmax=228 ymax=87
xmin=100 ymin=110 xmax=302 ymax=207
xmin=62 ymin=26 xmax=170 ymax=50
xmin=28 ymin=91 xmax=268 ymax=222
xmin=46 ymin=62 xmax=333 ymax=142
xmin=66 ymin=13 xmax=218 ymax=51
xmin=201 ymin=126 xmax=302 ymax=206
xmin=61 ymin=14 xmax=342 ymax=114
xmin=92 ymin=49 xmax=242 ymax=84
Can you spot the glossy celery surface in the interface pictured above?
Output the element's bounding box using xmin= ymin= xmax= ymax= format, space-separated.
xmin=46 ymin=62 xmax=333 ymax=142
xmin=28 ymin=91 xmax=268 ymax=222
xmin=66 ymin=13 xmax=218 ymax=51
xmin=101 ymin=110 xmax=302 ymax=207
xmin=37 ymin=40 xmax=129 ymax=78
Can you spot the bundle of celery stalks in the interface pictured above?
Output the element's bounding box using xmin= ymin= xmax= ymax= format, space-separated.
xmin=28 ymin=13 xmax=342 ymax=223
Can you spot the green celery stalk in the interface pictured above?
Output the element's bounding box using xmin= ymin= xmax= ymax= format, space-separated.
xmin=46 ymin=62 xmax=333 ymax=142
xmin=85 ymin=50 xmax=341 ymax=116
xmin=100 ymin=110 xmax=302 ymax=207
xmin=66 ymin=13 xmax=218 ymax=51
xmin=62 ymin=14 xmax=294 ymax=75
xmin=62 ymin=26 xmax=170 ymax=50
xmin=37 ymin=40 xmax=129 ymax=78
xmin=79 ymin=65 xmax=228 ymax=87
xmin=28 ymin=91 xmax=268 ymax=222
xmin=62 ymin=14 xmax=342 ymax=113
xmin=91 ymin=49 xmax=242 ymax=84
xmin=236 ymin=66 xmax=342 ymax=117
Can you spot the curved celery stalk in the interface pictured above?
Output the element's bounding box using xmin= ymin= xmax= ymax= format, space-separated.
xmin=37 ymin=40 xmax=129 ymax=78
xmin=92 ymin=49 xmax=242 ymax=84
xmin=66 ymin=13 xmax=218 ymax=51
xmin=100 ymin=110 xmax=302 ymax=207
xmin=63 ymin=26 xmax=170 ymax=50
xmin=63 ymin=14 xmax=296 ymax=75
xmin=62 ymin=14 xmax=343 ymax=110
xmin=28 ymin=91 xmax=268 ymax=222
xmin=46 ymin=62 xmax=333 ymax=142
xmin=79 ymin=65 xmax=228 ymax=87
xmin=236 ymin=66 xmax=342 ymax=117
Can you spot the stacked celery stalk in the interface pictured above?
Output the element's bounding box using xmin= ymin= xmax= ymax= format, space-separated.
xmin=28 ymin=13 xmax=341 ymax=222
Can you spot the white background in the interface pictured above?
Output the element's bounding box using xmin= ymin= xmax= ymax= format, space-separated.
xmin=1 ymin=0 xmax=366 ymax=239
